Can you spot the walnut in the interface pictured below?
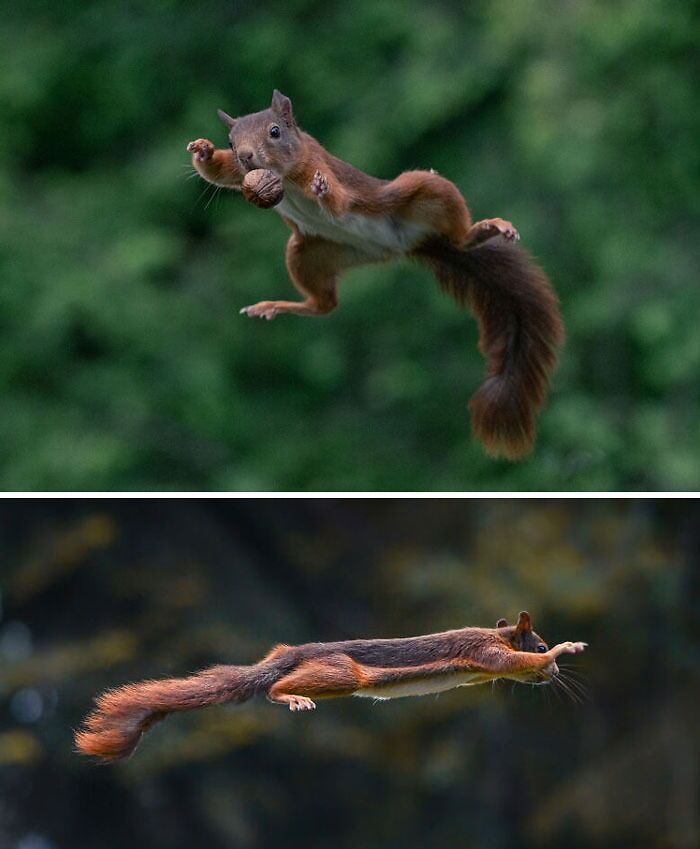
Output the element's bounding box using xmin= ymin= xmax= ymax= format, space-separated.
xmin=241 ymin=169 xmax=285 ymax=209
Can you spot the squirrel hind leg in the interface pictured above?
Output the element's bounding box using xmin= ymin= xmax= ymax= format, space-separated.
xmin=284 ymin=233 xmax=367 ymax=313
xmin=386 ymin=171 xmax=472 ymax=248
xmin=266 ymin=654 xmax=363 ymax=708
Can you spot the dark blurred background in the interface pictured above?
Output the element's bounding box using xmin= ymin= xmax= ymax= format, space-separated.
xmin=1 ymin=0 xmax=698 ymax=491
xmin=0 ymin=498 xmax=698 ymax=848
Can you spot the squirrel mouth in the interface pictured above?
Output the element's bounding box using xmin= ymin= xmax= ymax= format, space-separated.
xmin=524 ymin=669 xmax=555 ymax=685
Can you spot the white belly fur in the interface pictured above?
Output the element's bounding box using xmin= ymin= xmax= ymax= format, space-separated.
xmin=275 ymin=180 xmax=430 ymax=257
xmin=353 ymin=670 xmax=493 ymax=700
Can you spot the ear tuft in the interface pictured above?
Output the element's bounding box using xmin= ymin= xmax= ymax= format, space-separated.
xmin=496 ymin=618 xmax=508 ymax=628
xmin=516 ymin=611 xmax=532 ymax=632
xmin=217 ymin=109 xmax=236 ymax=128
xmin=271 ymin=89 xmax=294 ymax=126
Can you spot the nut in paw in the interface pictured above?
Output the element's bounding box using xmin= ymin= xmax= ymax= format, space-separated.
xmin=242 ymin=169 xmax=285 ymax=209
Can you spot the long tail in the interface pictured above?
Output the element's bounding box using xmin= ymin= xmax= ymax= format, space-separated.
xmin=75 ymin=663 xmax=278 ymax=762
xmin=413 ymin=238 xmax=564 ymax=460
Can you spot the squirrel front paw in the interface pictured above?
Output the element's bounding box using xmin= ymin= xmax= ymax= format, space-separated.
xmin=310 ymin=170 xmax=330 ymax=198
xmin=551 ymin=641 xmax=588 ymax=657
xmin=186 ymin=138 xmax=215 ymax=163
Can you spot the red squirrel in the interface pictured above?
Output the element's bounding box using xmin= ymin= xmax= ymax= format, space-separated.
xmin=75 ymin=611 xmax=586 ymax=761
xmin=186 ymin=91 xmax=564 ymax=460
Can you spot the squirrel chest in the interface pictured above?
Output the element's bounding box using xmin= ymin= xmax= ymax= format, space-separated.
xmin=276 ymin=180 xmax=430 ymax=256
xmin=353 ymin=669 xmax=493 ymax=700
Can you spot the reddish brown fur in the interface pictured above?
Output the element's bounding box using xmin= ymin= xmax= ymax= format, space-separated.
xmin=414 ymin=238 xmax=564 ymax=459
xmin=76 ymin=612 xmax=585 ymax=762
xmin=269 ymin=654 xmax=363 ymax=703
xmin=187 ymin=92 xmax=564 ymax=457
xmin=75 ymin=664 xmax=277 ymax=761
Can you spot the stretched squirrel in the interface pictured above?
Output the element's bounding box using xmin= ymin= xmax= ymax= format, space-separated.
xmin=75 ymin=611 xmax=586 ymax=761
xmin=186 ymin=91 xmax=564 ymax=459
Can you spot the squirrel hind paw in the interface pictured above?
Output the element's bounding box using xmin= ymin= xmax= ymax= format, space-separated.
xmin=288 ymin=696 xmax=316 ymax=712
xmin=240 ymin=303 xmax=279 ymax=320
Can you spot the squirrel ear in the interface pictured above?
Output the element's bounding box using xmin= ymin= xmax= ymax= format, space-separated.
xmin=496 ymin=618 xmax=509 ymax=628
xmin=516 ymin=611 xmax=532 ymax=632
xmin=271 ymin=89 xmax=295 ymax=126
xmin=217 ymin=109 xmax=237 ymax=128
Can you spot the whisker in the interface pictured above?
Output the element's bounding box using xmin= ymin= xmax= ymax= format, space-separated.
xmin=557 ymin=663 xmax=586 ymax=679
xmin=558 ymin=672 xmax=589 ymax=700
xmin=194 ymin=181 xmax=216 ymax=209
xmin=557 ymin=665 xmax=590 ymax=694
xmin=204 ymin=184 xmax=223 ymax=211
xmin=554 ymin=675 xmax=582 ymax=705
xmin=551 ymin=677 xmax=571 ymax=704
xmin=550 ymin=678 xmax=564 ymax=704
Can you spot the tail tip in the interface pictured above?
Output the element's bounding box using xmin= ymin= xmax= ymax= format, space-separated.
xmin=74 ymin=720 xmax=141 ymax=762
xmin=469 ymin=381 xmax=536 ymax=461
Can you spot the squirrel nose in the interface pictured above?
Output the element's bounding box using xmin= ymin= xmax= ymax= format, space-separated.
xmin=238 ymin=149 xmax=254 ymax=167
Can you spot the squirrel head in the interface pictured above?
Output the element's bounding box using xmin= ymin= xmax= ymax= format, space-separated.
xmin=496 ymin=611 xmax=557 ymax=682
xmin=218 ymin=90 xmax=302 ymax=177
xmin=496 ymin=611 xmax=549 ymax=654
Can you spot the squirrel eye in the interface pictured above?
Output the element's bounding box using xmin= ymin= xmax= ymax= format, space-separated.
xmin=269 ymin=125 xmax=281 ymax=139
xmin=228 ymin=141 xmax=233 ymax=149
xmin=536 ymin=644 xmax=547 ymax=653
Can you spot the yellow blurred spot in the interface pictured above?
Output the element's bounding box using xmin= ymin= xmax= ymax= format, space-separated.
xmin=11 ymin=514 xmax=119 ymax=602
xmin=0 ymin=730 xmax=42 ymax=765
xmin=0 ymin=629 xmax=139 ymax=690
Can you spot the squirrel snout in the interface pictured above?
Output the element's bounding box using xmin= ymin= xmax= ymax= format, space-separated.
xmin=237 ymin=148 xmax=256 ymax=169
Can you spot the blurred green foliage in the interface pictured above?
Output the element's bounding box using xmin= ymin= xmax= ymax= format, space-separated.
xmin=1 ymin=499 xmax=699 ymax=848
xmin=1 ymin=0 xmax=698 ymax=490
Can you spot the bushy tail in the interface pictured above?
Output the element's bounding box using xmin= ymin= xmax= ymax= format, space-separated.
xmin=413 ymin=238 xmax=564 ymax=459
xmin=75 ymin=663 xmax=277 ymax=762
